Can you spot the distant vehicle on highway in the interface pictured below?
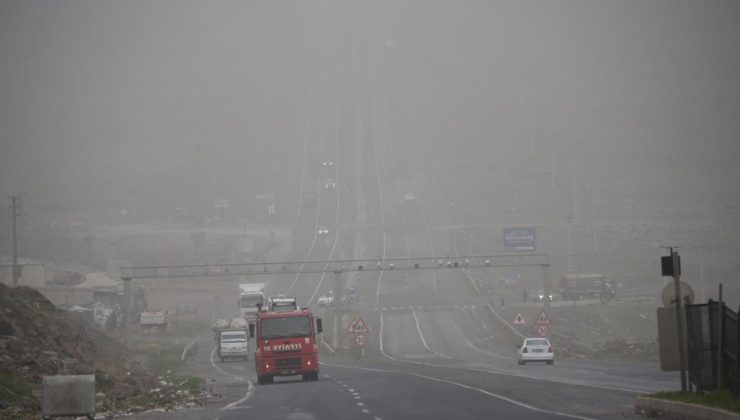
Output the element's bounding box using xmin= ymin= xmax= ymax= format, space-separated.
xmin=535 ymin=290 xmax=555 ymax=302
xmin=318 ymin=294 xmax=334 ymax=306
xmin=404 ymin=192 xmax=416 ymax=201
xmin=216 ymin=328 xmax=249 ymax=362
xmin=318 ymin=226 xmax=329 ymax=235
xmin=322 ymin=160 xmax=334 ymax=167
xmin=517 ymin=338 xmax=554 ymax=365
xmin=325 ymin=179 xmax=336 ymax=190
xmin=559 ymin=273 xmax=615 ymax=302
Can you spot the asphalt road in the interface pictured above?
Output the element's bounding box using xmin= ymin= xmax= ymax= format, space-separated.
xmin=128 ymin=1 xmax=680 ymax=419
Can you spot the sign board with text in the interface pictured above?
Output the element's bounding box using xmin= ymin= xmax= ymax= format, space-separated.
xmin=504 ymin=228 xmax=536 ymax=251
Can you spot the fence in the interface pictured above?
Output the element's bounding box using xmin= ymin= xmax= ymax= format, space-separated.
xmin=686 ymin=301 xmax=740 ymax=395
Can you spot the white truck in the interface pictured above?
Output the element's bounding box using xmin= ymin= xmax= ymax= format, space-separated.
xmin=216 ymin=327 xmax=249 ymax=362
xmin=238 ymin=282 xmax=265 ymax=327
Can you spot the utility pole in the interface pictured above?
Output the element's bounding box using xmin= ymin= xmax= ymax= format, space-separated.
xmin=662 ymin=246 xmax=687 ymax=392
xmin=10 ymin=194 xmax=21 ymax=287
xmin=566 ymin=218 xmax=573 ymax=272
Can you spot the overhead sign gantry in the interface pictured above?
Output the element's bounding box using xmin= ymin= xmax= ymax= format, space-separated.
xmin=119 ymin=253 xmax=552 ymax=345
xmin=121 ymin=253 xmax=550 ymax=279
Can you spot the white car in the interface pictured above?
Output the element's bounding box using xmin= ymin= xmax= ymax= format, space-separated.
xmin=318 ymin=295 xmax=334 ymax=306
xmin=517 ymin=338 xmax=554 ymax=365
xmin=318 ymin=226 xmax=329 ymax=235
xmin=325 ymin=179 xmax=336 ymax=190
xmin=404 ymin=192 xmax=416 ymax=201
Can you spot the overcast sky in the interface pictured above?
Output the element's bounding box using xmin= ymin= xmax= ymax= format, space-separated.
xmin=1 ymin=0 xmax=739 ymax=225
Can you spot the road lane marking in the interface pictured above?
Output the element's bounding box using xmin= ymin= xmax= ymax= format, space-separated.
xmin=323 ymin=359 xmax=595 ymax=420
xmin=222 ymin=379 xmax=255 ymax=410
xmin=181 ymin=337 xmax=198 ymax=361
xmin=208 ymin=346 xmax=255 ymax=410
xmin=381 ymin=315 xmax=651 ymax=394
xmin=411 ymin=309 xmax=448 ymax=359
xmin=470 ymin=305 xmax=491 ymax=334
xmin=377 ymin=313 xmax=613 ymax=418
xmin=209 ymin=347 xmax=246 ymax=381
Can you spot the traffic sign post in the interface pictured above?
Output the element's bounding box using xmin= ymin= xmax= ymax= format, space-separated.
xmin=535 ymin=308 xmax=552 ymax=325
xmin=535 ymin=325 xmax=550 ymax=337
xmin=348 ymin=318 xmax=369 ymax=334
xmin=513 ymin=313 xmax=526 ymax=325
xmin=661 ymin=247 xmax=687 ymax=392
xmin=355 ymin=333 xmax=367 ymax=347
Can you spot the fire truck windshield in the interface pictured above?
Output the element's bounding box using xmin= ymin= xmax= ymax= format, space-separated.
xmin=260 ymin=316 xmax=311 ymax=339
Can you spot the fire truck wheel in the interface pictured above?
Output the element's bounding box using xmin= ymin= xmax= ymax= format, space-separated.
xmin=311 ymin=372 xmax=319 ymax=381
xmin=302 ymin=374 xmax=311 ymax=381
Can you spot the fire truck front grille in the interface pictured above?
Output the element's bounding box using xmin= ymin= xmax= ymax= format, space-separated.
xmin=275 ymin=358 xmax=302 ymax=370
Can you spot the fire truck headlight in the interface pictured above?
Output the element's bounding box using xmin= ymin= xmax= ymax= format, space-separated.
xmin=307 ymin=360 xmax=311 ymax=366
xmin=265 ymin=363 xmax=270 ymax=369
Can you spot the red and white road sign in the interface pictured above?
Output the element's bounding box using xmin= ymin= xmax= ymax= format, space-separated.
xmin=535 ymin=308 xmax=552 ymax=325
xmin=535 ymin=325 xmax=550 ymax=337
xmin=355 ymin=333 xmax=368 ymax=347
xmin=348 ymin=318 xmax=370 ymax=334
xmin=513 ymin=313 xmax=526 ymax=325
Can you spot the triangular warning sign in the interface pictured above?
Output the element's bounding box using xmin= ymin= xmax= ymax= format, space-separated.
xmin=513 ymin=313 xmax=526 ymax=325
xmin=347 ymin=318 xmax=370 ymax=333
xmin=353 ymin=318 xmax=369 ymax=333
xmin=535 ymin=308 xmax=552 ymax=325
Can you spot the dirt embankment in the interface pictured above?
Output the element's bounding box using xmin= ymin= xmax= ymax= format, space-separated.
xmin=0 ymin=284 xmax=209 ymax=419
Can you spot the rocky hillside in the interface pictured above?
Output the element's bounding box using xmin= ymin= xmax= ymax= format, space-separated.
xmin=0 ymin=284 xmax=207 ymax=419
xmin=0 ymin=284 xmax=125 ymax=416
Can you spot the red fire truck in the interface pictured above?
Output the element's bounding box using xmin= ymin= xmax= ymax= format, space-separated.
xmin=254 ymin=307 xmax=322 ymax=384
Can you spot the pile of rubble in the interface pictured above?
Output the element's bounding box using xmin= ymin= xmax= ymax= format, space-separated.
xmin=0 ymin=284 xmax=212 ymax=419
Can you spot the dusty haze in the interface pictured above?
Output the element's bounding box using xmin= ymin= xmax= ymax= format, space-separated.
xmin=1 ymin=1 xmax=739 ymax=304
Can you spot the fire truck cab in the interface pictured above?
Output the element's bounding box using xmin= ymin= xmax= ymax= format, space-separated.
xmin=254 ymin=307 xmax=322 ymax=384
